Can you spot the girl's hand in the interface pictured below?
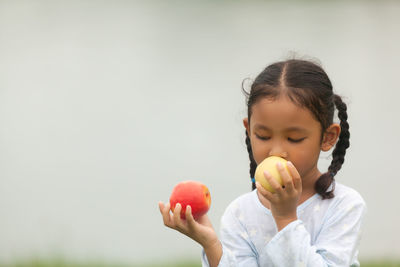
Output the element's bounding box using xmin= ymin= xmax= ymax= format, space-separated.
xmin=256 ymin=161 xmax=302 ymax=231
xmin=158 ymin=201 xmax=220 ymax=250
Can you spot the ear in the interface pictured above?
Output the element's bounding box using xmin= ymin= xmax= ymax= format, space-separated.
xmin=243 ymin=118 xmax=250 ymax=135
xmin=321 ymin=123 xmax=341 ymax=151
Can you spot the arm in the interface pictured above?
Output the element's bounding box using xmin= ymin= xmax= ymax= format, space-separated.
xmin=201 ymin=200 xmax=260 ymax=267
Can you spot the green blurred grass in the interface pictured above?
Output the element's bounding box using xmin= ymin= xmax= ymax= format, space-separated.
xmin=1 ymin=260 xmax=400 ymax=267
xmin=0 ymin=260 xmax=201 ymax=267
xmin=361 ymin=263 xmax=400 ymax=267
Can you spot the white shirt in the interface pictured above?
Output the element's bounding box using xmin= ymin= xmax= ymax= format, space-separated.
xmin=202 ymin=183 xmax=366 ymax=267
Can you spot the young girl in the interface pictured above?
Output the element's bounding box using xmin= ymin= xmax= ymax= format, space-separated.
xmin=159 ymin=59 xmax=366 ymax=267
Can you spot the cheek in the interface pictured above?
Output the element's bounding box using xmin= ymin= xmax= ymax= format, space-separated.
xmin=250 ymin=139 xmax=266 ymax=165
xmin=290 ymin=146 xmax=321 ymax=174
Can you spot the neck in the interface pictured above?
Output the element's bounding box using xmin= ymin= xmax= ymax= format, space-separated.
xmin=298 ymin=167 xmax=321 ymax=205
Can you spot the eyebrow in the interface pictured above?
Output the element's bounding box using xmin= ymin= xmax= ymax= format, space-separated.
xmin=254 ymin=124 xmax=308 ymax=133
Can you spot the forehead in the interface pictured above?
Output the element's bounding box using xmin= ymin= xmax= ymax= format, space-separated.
xmin=250 ymin=96 xmax=320 ymax=131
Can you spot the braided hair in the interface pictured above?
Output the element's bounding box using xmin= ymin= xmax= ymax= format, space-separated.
xmin=243 ymin=59 xmax=350 ymax=199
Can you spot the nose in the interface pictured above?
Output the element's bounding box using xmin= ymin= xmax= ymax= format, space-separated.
xmin=268 ymin=144 xmax=288 ymax=159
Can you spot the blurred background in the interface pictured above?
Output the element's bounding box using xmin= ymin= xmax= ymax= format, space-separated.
xmin=1 ymin=0 xmax=400 ymax=266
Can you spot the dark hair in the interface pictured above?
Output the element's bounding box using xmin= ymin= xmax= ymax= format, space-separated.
xmin=243 ymin=59 xmax=350 ymax=199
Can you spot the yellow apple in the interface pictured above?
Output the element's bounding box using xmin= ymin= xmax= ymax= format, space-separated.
xmin=255 ymin=156 xmax=289 ymax=193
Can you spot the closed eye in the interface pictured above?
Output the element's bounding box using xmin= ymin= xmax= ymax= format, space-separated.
xmin=288 ymin=137 xmax=306 ymax=143
xmin=255 ymin=134 xmax=270 ymax=141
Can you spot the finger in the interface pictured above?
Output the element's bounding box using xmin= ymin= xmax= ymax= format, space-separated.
xmin=287 ymin=161 xmax=302 ymax=190
xmin=159 ymin=201 xmax=171 ymax=214
xmin=173 ymin=203 xmax=186 ymax=230
xmin=264 ymin=170 xmax=283 ymax=193
xmin=256 ymin=181 xmax=274 ymax=201
xmin=277 ymin=162 xmax=294 ymax=192
xmin=185 ymin=205 xmax=197 ymax=231
xmin=158 ymin=201 xmax=164 ymax=214
xmin=159 ymin=202 xmax=173 ymax=227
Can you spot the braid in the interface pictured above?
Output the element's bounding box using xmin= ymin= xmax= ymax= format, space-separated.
xmin=245 ymin=131 xmax=257 ymax=190
xmin=315 ymin=94 xmax=350 ymax=199
xmin=329 ymin=94 xmax=350 ymax=175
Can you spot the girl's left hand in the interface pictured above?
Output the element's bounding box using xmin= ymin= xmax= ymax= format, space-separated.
xmin=256 ymin=161 xmax=302 ymax=231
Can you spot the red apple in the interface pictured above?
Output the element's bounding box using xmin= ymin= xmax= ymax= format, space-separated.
xmin=169 ymin=181 xmax=211 ymax=219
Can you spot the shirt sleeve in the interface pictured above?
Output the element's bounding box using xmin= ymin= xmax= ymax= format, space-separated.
xmin=201 ymin=203 xmax=259 ymax=267
xmin=265 ymin=197 xmax=366 ymax=267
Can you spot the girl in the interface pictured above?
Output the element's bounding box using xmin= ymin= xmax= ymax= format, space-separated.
xmin=159 ymin=59 xmax=366 ymax=267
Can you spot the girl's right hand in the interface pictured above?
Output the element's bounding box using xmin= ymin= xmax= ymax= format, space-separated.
xmin=158 ymin=201 xmax=219 ymax=250
xmin=159 ymin=202 xmax=223 ymax=267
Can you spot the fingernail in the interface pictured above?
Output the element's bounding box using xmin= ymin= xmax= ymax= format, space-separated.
xmin=277 ymin=162 xmax=283 ymax=168
xmin=287 ymin=161 xmax=293 ymax=166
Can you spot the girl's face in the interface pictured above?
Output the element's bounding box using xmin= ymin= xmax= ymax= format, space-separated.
xmin=244 ymin=95 xmax=338 ymax=184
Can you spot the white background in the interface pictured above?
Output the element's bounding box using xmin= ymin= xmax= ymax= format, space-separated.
xmin=1 ymin=0 xmax=399 ymax=264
